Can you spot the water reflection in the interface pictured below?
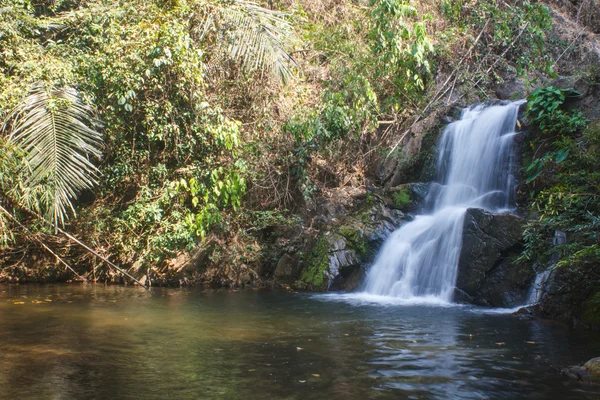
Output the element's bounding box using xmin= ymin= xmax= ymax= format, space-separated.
xmin=0 ymin=285 xmax=599 ymax=400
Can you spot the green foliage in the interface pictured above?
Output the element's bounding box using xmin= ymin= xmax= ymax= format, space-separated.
xmin=519 ymin=114 xmax=600 ymax=299
xmin=524 ymin=87 xmax=588 ymax=183
xmin=369 ymin=0 xmax=433 ymax=98
xmin=197 ymin=0 xmax=297 ymax=82
xmin=2 ymin=82 xmax=103 ymax=228
xmin=392 ymin=189 xmax=412 ymax=209
xmin=286 ymin=0 xmax=433 ymax=201
xmin=526 ymin=87 xmax=587 ymax=134
xmin=440 ymin=0 xmax=552 ymax=77
xmin=0 ymin=0 xmax=257 ymax=269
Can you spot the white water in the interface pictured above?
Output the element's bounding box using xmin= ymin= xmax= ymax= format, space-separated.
xmin=362 ymin=101 xmax=525 ymax=303
xmin=526 ymin=270 xmax=552 ymax=304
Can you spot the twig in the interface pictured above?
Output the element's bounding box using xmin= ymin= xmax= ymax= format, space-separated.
xmin=0 ymin=205 xmax=88 ymax=282
xmin=553 ymin=30 xmax=585 ymax=67
xmin=452 ymin=22 xmax=530 ymax=105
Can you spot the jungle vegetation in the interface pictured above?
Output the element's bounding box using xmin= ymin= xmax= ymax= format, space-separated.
xmin=0 ymin=0 xmax=597 ymax=292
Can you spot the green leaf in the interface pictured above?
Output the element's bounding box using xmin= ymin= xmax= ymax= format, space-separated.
xmin=555 ymin=148 xmax=569 ymax=163
xmin=5 ymin=82 xmax=103 ymax=228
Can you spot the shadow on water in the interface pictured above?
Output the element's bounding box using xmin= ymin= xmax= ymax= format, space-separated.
xmin=1 ymin=285 xmax=599 ymax=400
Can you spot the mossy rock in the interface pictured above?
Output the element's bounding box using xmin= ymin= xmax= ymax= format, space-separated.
xmin=299 ymin=237 xmax=331 ymax=290
xmin=385 ymin=183 xmax=431 ymax=212
xmin=583 ymin=358 xmax=600 ymax=383
xmin=337 ymin=225 xmax=372 ymax=262
xmin=391 ymin=189 xmax=411 ymax=209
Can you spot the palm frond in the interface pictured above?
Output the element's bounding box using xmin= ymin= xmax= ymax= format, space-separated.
xmin=5 ymin=82 xmax=102 ymax=228
xmin=199 ymin=0 xmax=297 ymax=83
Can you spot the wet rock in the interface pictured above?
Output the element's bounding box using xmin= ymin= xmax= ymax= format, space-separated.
xmin=453 ymin=288 xmax=474 ymax=304
xmin=512 ymin=304 xmax=541 ymax=320
xmin=297 ymin=195 xmax=405 ymax=291
xmin=456 ymin=208 xmax=534 ymax=307
xmin=385 ymin=182 xmax=431 ymax=212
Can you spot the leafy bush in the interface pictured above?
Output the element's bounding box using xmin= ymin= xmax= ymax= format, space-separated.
xmin=519 ymin=98 xmax=599 ymax=308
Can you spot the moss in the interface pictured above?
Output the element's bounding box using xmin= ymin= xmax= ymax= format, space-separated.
xmin=300 ymin=237 xmax=330 ymax=288
xmin=338 ymin=226 xmax=372 ymax=261
xmin=356 ymin=194 xmax=379 ymax=225
xmin=391 ymin=189 xmax=411 ymax=209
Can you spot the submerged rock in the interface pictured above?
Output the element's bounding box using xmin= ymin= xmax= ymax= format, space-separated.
xmin=456 ymin=208 xmax=534 ymax=307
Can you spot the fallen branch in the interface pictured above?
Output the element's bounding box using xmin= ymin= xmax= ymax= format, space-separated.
xmin=1 ymin=194 xmax=148 ymax=288
xmin=0 ymin=205 xmax=88 ymax=282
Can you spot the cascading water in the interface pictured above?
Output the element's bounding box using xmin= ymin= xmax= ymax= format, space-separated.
xmin=363 ymin=101 xmax=525 ymax=303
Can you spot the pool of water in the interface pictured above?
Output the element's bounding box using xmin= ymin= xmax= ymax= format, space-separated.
xmin=0 ymin=284 xmax=598 ymax=399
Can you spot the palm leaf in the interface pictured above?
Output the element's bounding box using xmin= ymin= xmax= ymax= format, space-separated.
xmin=199 ymin=0 xmax=296 ymax=83
xmin=5 ymin=82 xmax=102 ymax=228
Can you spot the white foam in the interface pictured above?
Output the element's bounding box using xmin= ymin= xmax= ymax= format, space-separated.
xmin=314 ymin=292 xmax=460 ymax=308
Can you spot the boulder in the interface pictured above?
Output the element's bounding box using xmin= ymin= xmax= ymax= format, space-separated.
xmin=584 ymin=358 xmax=600 ymax=383
xmin=456 ymin=208 xmax=534 ymax=307
xmin=563 ymin=357 xmax=600 ymax=384
xmin=274 ymin=254 xmax=299 ymax=279
xmin=495 ymin=78 xmax=526 ymax=100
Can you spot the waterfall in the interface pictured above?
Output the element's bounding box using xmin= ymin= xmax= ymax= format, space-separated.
xmin=363 ymin=101 xmax=525 ymax=302
xmin=526 ymin=270 xmax=552 ymax=305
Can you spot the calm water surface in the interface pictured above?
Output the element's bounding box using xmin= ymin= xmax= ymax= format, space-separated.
xmin=0 ymin=284 xmax=599 ymax=400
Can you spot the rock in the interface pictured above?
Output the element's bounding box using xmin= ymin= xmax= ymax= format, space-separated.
xmin=563 ymin=357 xmax=600 ymax=384
xmin=563 ymin=365 xmax=592 ymax=382
xmin=495 ymin=78 xmax=526 ymax=100
xmin=167 ymin=242 xmax=214 ymax=272
xmin=453 ymin=288 xmax=474 ymax=304
xmin=385 ymin=182 xmax=431 ymax=212
xmin=584 ymin=358 xmax=600 ymax=383
xmin=298 ymin=195 xmax=404 ymax=291
xmin=274 ymin=254 xmax=298 ymax=279
xmin=379 ymin=107 xmax=451 ymax=187
xmin=455 ymin=208 xmax=534 ymax=307
xmin=512 ymin=304 xmax=541 ymax=320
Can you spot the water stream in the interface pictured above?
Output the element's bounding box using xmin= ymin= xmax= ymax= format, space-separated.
xmin=1 ymin=284 xmax=599 ymax=400
xmin=364 ymin=101 xmax=525 ymax=303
